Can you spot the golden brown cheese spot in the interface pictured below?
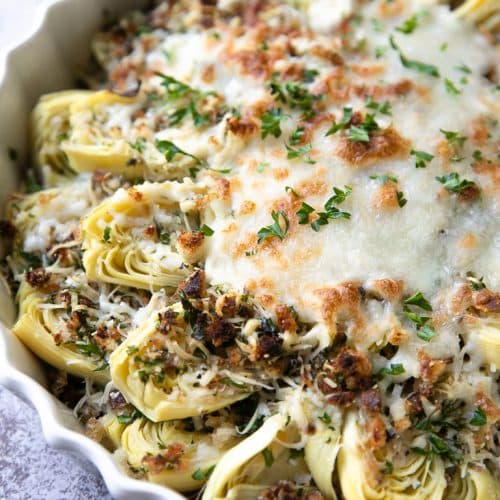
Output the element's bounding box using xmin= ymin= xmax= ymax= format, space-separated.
xmin=350 ymin=63 xmax=385 ymax=77
xmin=459 ymin=233 xmax=478 ymax=249
xmin=372 ymin=180 xmax=400 ymax=211
xmin=377 ymin=0 xmax=406 ymax=18
xmin=175 ymin=230 xmax=205 ymax=263
xmin=418 ymin=351 xmax=447 ymax=383
xmin=226 ymin=115 xmax=258 ymax=138
xmin=257 ymin=293 xmax=275 ymax=307
xmin=232 ymin=233 xmax=258 ymax=259
xmin=309 ymin=45 xmax=344 ymax=66
xmin=225 ymin=47 xmax=276 ymax=79
xmin=127 ymin=187 xmax=143 ymax=202
xmin=456 ymin=183 xmax=481 ymax=204
xmin=475 ymin=391 xmax=500 ymax=422
xmin=388 ymin=327 xmax=408 ymax=345
xmin=473 ymin=159 xmax=500 ymax=194
xmin=216 ymin=178 xmax=231 ymax=201
xmin=314 ymin=281 xmax=364 ymax=334
xmin=448 ymin=283 xmax=473 ymax=316
xmin=38 ymin=193 xmax=57 ymax=205
xmin=271 ymin=167 xmax=290 ymax=181
xmin=472 ymin=289 xmax=500 ymax=314
xmin=365 ymin=278 xmax=404 ymax=302
xmin=238 ymin=200 xmax=256 ymax=216
xmin=469 ymin=116 xmax=490 ymax=147
xmin=336 ymin=127 xmax=410 ymax=167
xmin=297 ymin=175 xmax=328 ymax=197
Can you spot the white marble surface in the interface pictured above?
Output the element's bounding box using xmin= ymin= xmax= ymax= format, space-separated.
xmin=0 ymin=0 xmax=112 ymax=498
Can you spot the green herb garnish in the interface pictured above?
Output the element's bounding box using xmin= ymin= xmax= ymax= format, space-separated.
xmin=257 ymin=210 xmax=289 ymax=243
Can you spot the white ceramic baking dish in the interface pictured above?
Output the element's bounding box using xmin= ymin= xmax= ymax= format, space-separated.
xmin=0 ymin=1 xmax=183 ymax=498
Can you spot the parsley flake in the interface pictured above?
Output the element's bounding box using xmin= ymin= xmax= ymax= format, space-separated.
xmin=257 ymin=210 xmax=289 ymax=244
xmin=435 ymin=172 xmax=476 ymax=193
xmin=395 ymin=14 xmax=419 ymax=34
xmin=155 ymin=139 xmax=203 ymax=164
xmin=444 ymin=78 xmax=461 ymax=96
xmin=390 ymin=36 xmax=440 ymax=77
xmin=261 ymin=108 xmax=284 ymax=139
xmin=379 ymin=363 xmax=405 ymax=376
xmin=200 ymin=224 xmax=214 ymax=236
xmin=470 ymin=407 xmax=486 ymax=426
xmin=102 ymin=226 xmax=112 ymax=243
xmin=404 ymin=291 xmax=432 ymax=311
xmin=411 ymin=149 xmax=434 ymax=168
xmin=285 ymin=143 xmax=316 ymax=164
xmin=296 ymin=202 xmax=315 ymax=224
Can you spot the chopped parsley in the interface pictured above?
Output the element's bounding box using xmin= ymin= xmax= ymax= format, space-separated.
xmin=155 ymin=139 xmax=203 ymax=164
xmin=126 ymin=345 xmax=139 ymax=355
xmin=268 ymin=74 xmax=321 ymax=119
xmin=257 ymin=210 xmax=289 ymax=244
xmin=199 ymin=224 xmax=214 ymax=236
xmin=262 ymin=447 xmax=274 ymax=468
xmin=404 ymin=291 xmax=432 ymax=311
xmin=379 ymin=363 xmax=405 ymax=376
xmin=129 ymin=137 xmax=146 ymax=153
xmin=325 ymin=185 xmax=352 ymax=206
xmin=439 ymin=129 xmax=467 ymax=161
xmin=411 ymin=149 xmax=434 ymax=168
xmin=285 ymin=186 xmax=299 ymax=197
xmin=469 ymin=407 xmax=486 ymax=426
xmin=403 ymin=291 xmax=436 ymax=341
xmin=472 ymin=150 xmax=483 ymax=161
xmin=455 ymin=63 xmax=471 ymax=74
xmin=347 ymin=114 xmax=380 ymax=142
xmin=326 ymin=107 xmax=353 ymax=136
xmin=412 ymin=433 xmax=463 ymax=463
xmin=102 ymin=226 xmax=112 ymax=243
xmin=285 ymin=143 xmax=315 ymax=164
xmin=389 ymin=36 xmax=440 ymax=77
xmin=365 ymin=96 xmax=392 ymax=116
xmin=435 ymin=172 xmax=476 ymax=193
xmin=296 ymin=202 xmax=315 ymax=224
xmin=397 ymin=191 xmax=407 ymax=207
xmin=261 ymin=108 xmax=284 ymax=139
xmin=303 ymin=68 xmax=319 ymax=83
xmin=191 ymin=465 xmax=216 ymax=481
xmin=290 ymin=126 xmax=305 ymax=145
xmin=440 ymin=129 xmax=467 ymax=148
xmin=257 ymin=161 xmax=270 ymax=173
xmin=369 ymin=174 xmax=398 ymax=184
xmin=318 ymin=412 xmax=332 ymax=424
xmin=444 ymin=78 xmax=461 ymax=96
xmin=466 ymin=274 xmax=485 ymax=291
xmin=304 ymin=185 xmax=352 ymax=231
xmin=395 ymin=14 xmax=419 ymax=34
xmin=155 ymin=72 xmax=217 ymax=127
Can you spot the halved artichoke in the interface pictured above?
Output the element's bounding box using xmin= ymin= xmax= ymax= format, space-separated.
xmin=82 ymin=180 xmax=207 ymax=291
xmin=337 ymin=411 xmax=447 ymax=499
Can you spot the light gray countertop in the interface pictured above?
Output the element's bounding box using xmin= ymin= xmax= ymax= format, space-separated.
xmin=0 ymin=1 xmax=112 ymax=498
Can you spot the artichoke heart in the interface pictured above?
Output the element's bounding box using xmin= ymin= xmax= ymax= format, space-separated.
xmin=13 ymin=292 xmax=110 ymax=384
xmin=82 ymin=180 xmax=207 ymax=291
xmin=30 ymin=90 xmax=92 ymax=182
xmin=110 ymin=301 xmax=252 ymax=421
xmin=60 ymin=90 xmax=144 ymax=178
xmin=117 ymin=417 xmax=238 ymax=492
xmin=203 ymin=413 xmax=317 ymax=499
xmin=337 ymin=411 xmax=447 ymax=500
